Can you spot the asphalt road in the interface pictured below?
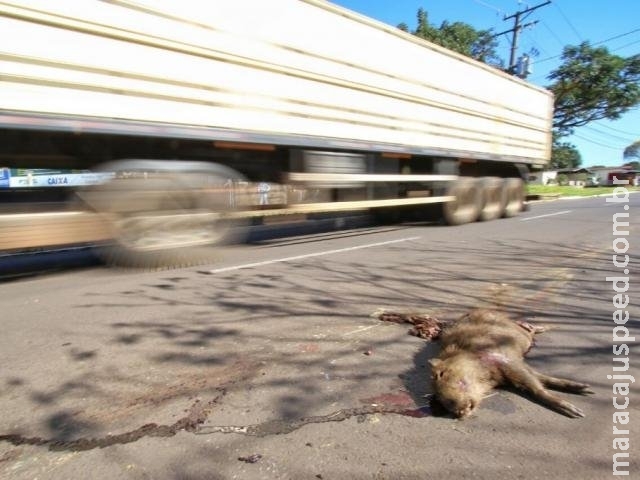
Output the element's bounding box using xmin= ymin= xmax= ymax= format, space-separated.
xmin=0 ymin=194 xmax=638 ymax=479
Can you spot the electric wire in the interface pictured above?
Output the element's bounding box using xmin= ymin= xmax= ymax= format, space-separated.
xmin=536 ymin=28 xmax=640 ymax=64
xmin=471 ymin=0 xmax=503 ymax=15
xmin=583 ymin=126 xmax=637 ymax=143
xmin=592 ymin=122 xmax=639 ymax=137
xmin=552 ymin=0 xmax=583 ymax=42
xmin=572 ymin=133 xmax=626 ymax=150
xmin=540 ymin=20 xmax=567 ymax=49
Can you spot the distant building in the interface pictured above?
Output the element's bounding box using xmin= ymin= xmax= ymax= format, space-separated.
xmin=588 ymin=165 xmax=639 ymax=186
xmin=530 ymin=165 xmax=639 ymax=187
xmin=528 ymin=168 xmax=593 ymax=186
xmin=557 ymin=168 xmax=594 ymax=186
xmin=528 ymin=170 xmax=558 ymax=185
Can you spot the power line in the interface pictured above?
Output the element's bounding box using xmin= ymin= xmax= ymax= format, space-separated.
xmin=471 ymin=0 xmax=503 ymax=15
xmin=536 ymin=37 xmax=640 ymax=78
xmin=552 ymin=0 xmax=583 ymax=42
xmin=536 ymin=27 xmax=640 ymax=64
xmin=592 ymin=122 xmax=639 ymax=137
xmin=529 ymin=36 xmax=640 ymax=82
xmin=595 ymin=27 xmax=640 ymax=47
xmin=610 ymin=38 xmax=640 ymax=53
xmin=583 ymin=126 xmax=637 ymax=143
xmin=521 ymin=30 xmax=547 ymax=58
xmin=471 ymin=0 xmax=506 ymax=47
xmin=540 ymin=20 xmax=566 ymax=49
xmin=572 ymin=133 xmax=626 ymax=150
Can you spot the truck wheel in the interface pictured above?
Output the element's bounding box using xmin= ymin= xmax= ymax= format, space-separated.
xmin=104 ymin=196 xmax=237 ymax=268
xmin=478 ymin=177 xmax=505 ymax=221
xmin=78 ymin=160 xmax=246 ymax=268
xmin=503 ymin=177 xmax=525 ymax=217
xmin=442 ymin=178 xmax=482 ymax=225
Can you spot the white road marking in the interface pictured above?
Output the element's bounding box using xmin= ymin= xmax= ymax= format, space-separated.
xmin=207 ymin=236 xmax=421 ymax=273
xmin=342 ymin=325 xmax=378 ymax=337
xmin=519 ymin=210 xmax=572 ymax=222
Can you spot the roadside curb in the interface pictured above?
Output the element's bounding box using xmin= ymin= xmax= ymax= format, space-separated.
xmin=526 ymin=190 xmax=639 ymax=203
xmin=526 ymin=194 xmax=560 ymax=202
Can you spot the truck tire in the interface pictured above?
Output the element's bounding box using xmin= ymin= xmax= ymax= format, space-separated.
xmin=442 ymin=178 xmax=482 ymax=225
xmin=503 ymin=177 xmax=525 ymax=217
xmin=78 ymin=160 xmax=246 ymax=268
xmin=478 ymin=177 xmax=505 ymax=221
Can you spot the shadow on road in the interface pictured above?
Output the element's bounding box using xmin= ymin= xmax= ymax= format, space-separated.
xmin=0 ymin=231 xmax=628 ymax=472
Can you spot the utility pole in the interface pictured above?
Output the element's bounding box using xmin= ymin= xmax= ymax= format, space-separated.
xmin=493 ymin=1 xmax=551 ymax=75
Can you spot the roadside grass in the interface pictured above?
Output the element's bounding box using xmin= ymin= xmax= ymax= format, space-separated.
xmin=527 ymin=185 xmax=638 ymax=197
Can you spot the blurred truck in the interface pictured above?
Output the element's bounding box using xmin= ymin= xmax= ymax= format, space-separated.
xmin=0 ymin=0 xmax=553 ymax=267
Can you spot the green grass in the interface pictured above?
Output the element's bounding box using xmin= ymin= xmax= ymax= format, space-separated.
xmin=527 ymin=185 xmax=638 ymax=197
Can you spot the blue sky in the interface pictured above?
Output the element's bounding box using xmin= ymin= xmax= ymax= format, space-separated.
xmin=332 ymin=0 xmax=640 ymax=167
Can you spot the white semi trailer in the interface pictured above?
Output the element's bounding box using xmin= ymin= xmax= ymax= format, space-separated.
xmin=0 ymin=0 xmax=553 ymax=267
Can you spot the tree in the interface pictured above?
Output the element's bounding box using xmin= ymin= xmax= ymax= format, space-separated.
xmin=547 ymin=42 xmax=640 ymax=136
xmin=412 ymin=8 xmax=439 ymax=41
xmin=625 ymin=160 xmax=640 ymax=169
xmin=550 ymin=136 xmax=582 ymax=169
xmin=623 ymin=140 xmax=640 ymax=160
xmin=437 ymin=21 xmax=502 ymax=66
xmin=399 ymin=9 xmax=503 ymax=67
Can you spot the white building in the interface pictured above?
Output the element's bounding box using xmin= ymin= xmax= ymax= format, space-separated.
xmin=589 ymin=166 xmax=639 ymax=186
xmin=528 ymin=170 xmax=558 ymax=185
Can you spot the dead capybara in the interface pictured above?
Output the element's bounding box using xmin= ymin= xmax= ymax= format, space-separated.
xmin=429 ymin=309 xmax=593 ymax=419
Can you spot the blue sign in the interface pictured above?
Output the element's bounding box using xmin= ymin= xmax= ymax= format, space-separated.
xmin=0 ymin=168 xmax=10 ymax=188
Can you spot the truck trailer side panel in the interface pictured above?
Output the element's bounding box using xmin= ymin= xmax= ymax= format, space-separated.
xmin=0 ymin=0 xmax=553 ymax=165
